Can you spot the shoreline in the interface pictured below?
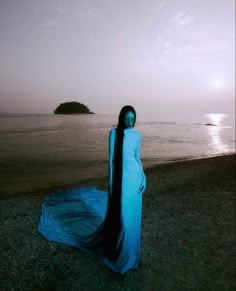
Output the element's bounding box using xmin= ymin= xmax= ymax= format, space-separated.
xmin=0 ymin=152 xmax=235 ymax=289
xmin=1 ymin=152 xmax=235 ymax=199
xmin=144 ymin=151 xmax=236 ymax=167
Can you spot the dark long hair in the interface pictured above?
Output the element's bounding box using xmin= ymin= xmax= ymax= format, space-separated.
xmin=103 ymin=105 xmax=136 ymax=260
xmin=112 ymin=105 xmax=136 ymax=194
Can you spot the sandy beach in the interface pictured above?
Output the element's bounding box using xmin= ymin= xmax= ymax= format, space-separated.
xmin=0 ymin=154 xmax=235 ymax=290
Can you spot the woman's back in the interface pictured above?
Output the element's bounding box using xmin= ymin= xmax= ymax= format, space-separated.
xmin=110 ymin=128 xmax=142 ymax=173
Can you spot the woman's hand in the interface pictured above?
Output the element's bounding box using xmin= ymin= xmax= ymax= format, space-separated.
xmin=108 ymin=184 xmax=112 ymax=195
xmin=139 ymin=175 xmax=146 ymax=194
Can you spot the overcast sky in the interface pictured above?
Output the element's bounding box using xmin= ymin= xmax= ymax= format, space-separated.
xmin=0 ymin=0 xmax=235 ymax=119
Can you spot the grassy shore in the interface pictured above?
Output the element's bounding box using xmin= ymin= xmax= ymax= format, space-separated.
xmin=0 ymin=154 xmax=235 ymax=290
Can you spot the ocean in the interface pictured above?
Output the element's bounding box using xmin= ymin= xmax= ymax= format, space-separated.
xmin=0 ymin=113 xmax=235 ymax=194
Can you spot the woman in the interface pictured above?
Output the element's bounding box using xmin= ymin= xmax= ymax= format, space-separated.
xmin=38 ymin=105 xmax=146 ymax=274
xmin=103 ymin=105 xmax=146 ymax=272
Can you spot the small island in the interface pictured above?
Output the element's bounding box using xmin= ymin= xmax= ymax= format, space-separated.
xmin=54 ymin=101 xmax=95 ymax=114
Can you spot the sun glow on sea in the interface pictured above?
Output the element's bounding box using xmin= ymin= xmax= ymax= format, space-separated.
xmin=206 ymin=113 xmax=230 ymax=154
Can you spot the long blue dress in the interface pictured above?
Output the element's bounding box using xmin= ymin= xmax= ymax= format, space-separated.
xmin=38 ymin=128 xmax=146 ymax=274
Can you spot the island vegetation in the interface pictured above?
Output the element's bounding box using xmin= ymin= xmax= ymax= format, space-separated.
xmin=54 ymin=101 xmax=95 ymax=114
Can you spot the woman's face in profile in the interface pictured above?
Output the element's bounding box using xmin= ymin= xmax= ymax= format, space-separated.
xmin=124 ymin=111 xmax=135 ymax=128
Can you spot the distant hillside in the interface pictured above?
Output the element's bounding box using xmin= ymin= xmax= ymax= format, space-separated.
xmin=54 ymin=102 xmax=95 ymax=114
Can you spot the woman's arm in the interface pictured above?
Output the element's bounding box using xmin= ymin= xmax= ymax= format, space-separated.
xmin=108 ymin=129 xmax=116 ymax=194
xmin=135 ymin=132 xmax=146 ymax=193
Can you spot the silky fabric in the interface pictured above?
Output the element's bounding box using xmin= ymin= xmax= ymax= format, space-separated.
xmin=38 ymin=128 xmax=145 ymax=274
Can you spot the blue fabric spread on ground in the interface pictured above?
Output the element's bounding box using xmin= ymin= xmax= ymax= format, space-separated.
xmin=38 ymin=129 xmax=145 ymax=274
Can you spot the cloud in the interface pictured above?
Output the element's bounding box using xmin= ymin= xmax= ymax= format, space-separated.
xmin=80 ymin=10 xmax=96 ymax=17
xmin=172 ymin=11 xmax=194 ymax=27
xmin=42 ymin=18 xmax=58 ymax=28
xmin=158 ymin=0 xmax=168 ymax=9
xmin=184 ymin=42 xmax=229 ymax=52
xmin=33 ymin=7 xmax=39 ymax=14
xmin=57 ymin=5 xmax=71 ymax=15
xmin=164 ymin=41 xmax=173 ymax=48
xmin=178 ymin=16 xmax=194 ymax=26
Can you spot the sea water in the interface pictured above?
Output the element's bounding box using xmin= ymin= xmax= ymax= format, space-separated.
xmin=0 ymin=113 xmax=235 ymax=193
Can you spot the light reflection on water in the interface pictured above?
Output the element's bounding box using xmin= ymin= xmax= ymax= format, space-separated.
xmin=206 ymin=113 xmax=230 ymax=154
xmin=0 ymin=113 xmax=235 ymax=193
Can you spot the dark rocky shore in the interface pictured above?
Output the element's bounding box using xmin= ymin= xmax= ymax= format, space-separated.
xmin=0 ymin=154 xmax=235 ymax=290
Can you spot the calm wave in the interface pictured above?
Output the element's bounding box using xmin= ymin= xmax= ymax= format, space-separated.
xmin=0 ymin=113 xmax=235 ymax=193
